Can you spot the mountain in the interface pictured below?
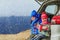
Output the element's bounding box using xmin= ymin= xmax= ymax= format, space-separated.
xmin=0 ymin=16 xmax=31 ymax=34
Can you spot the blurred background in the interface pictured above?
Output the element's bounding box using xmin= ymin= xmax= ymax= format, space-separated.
xmin=0 ymin=0 xmax=40 ymax=40
xmin=0 ymin=0 xmax=40 ymax=34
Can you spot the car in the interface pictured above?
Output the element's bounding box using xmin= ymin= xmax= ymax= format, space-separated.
xmin=30 ymin=0 xmax=60 ymax=40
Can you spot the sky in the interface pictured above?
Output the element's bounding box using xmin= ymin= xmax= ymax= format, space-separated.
xmin=0 ymin=0 xmax=40 ymax=17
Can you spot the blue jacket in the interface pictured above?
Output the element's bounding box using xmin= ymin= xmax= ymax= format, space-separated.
xmin=31 ymin=13 xmax=42 ymax=26
xmin=31 ymin=10 xmax=42 ymax=34
xmin=37 ymin=13 xmax=42 ymax=24
xmin=31 ymin=26 xmax=39 ymax=35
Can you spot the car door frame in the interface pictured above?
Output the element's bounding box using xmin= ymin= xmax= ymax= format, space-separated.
xmin=37 ymin=0 xmax=60 ymax=15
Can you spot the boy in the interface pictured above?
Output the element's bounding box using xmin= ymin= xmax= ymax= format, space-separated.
xmin=30 ymin=10 xmax=43 ymax=40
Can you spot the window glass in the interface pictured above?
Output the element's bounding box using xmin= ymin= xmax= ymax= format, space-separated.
xmin=45 ymin=5 xmax=58 ymax=14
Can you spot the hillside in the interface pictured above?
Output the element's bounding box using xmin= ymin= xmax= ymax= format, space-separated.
xmin=0 ymin=30 xmax=30 ymax=40
xmin=0 ymin=16 xmax=31 ymax=34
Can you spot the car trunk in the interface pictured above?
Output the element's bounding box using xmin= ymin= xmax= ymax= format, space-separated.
xmin=51 ymin=25 xmax=60 ymax=40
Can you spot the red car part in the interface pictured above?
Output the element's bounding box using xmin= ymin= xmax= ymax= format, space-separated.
xmin=52 ymin=16 xmax=60 ymax=24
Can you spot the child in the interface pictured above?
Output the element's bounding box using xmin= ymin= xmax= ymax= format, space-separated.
xmin=30 ymin=10 xmax=43 ymax=40
xmin=39 ymin=11 xmax=49 ymax=36
xmin=30 ymin=10 xmax=39 ymax=38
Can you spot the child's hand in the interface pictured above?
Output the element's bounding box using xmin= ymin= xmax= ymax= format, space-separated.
xmin=42 ymin=26 xmax=48 ymax=30
xmin=31 ymin=17 xmax=35 ymax=20
xmin=35 ymin=24 xmax=39 ymax=29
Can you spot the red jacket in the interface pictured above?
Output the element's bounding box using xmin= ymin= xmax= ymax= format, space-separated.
xmin=39 ymin=25 xmax=48 ymax=31
xmin=39 ymin=12 xmax=49 ymax=31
